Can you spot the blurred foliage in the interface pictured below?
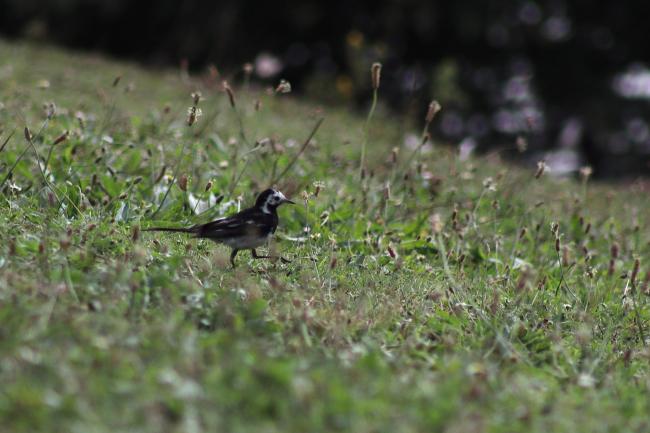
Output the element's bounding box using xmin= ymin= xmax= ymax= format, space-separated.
xmin=0 ymin=0 xmax=649 ymax=177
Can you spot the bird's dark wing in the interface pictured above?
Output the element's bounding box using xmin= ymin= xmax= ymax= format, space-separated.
xmin=192 ymin=207 xmax=276 ymax=240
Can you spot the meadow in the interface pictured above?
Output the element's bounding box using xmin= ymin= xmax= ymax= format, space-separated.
xmin=1 ymin=40 xmax=650 ymax=432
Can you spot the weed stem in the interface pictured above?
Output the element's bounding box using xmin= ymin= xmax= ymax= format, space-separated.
xmin=359 ymin=89 xmax=378 ymax=179
xmin=151 ymin=139 xmax=189 ymax=218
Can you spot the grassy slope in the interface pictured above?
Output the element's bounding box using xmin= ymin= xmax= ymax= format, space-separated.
xmin=1 ymin=40 xmax=650 ymax=433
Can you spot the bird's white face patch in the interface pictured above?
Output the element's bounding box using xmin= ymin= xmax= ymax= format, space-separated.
xmin=261 ymin=190 xmax=286 ymax=214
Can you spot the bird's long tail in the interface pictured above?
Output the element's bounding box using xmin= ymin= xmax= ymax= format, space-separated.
xmin=142 ymin=226 xmax=196 ymax=234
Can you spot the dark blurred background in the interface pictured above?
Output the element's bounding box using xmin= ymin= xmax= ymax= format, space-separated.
xmin=1 ymin=0 xmax=649 ymax=178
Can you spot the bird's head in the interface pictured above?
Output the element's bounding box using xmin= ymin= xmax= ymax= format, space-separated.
xmin=256 ymin=188 xmax=295 ymax=213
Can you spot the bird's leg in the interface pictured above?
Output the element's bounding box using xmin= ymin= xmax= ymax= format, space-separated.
xmin=252 ymin=249 xmax=291 ymax=263
xmin=230 ymin=249 xmax=239 ymax=268
xmin=251 ymin=249 xmax=271 ymax=259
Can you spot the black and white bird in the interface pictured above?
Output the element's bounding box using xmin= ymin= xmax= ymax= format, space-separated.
xmin=144 ymin=188 xmax=294 ymax=267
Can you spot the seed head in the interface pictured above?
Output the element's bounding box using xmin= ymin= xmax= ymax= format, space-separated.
xmin=186 ymin=106 xmax=202 ymax=126
xmin=371 ymin=62 xmax=382 ymax=90
xmin=178 ymin=174 xmax=188 ymax=192
xmin=535 ymin=160 xmax=547 ymax=179
xmin=482 ymin=177 xmax=497 ymax=191
xmin=222 ymin=81 xmax=236 ymax=108
xmin=313 ymin=181 xmax=325 ymax=197
xmin=191 ymin=91 xmax=202 ymax=105
xmin=154 ymin=166 xmax=167 ymax=184
xmin=43 ymin=102 xmax=56 ymax=119
xmin=53 ymin=130 xmax=69 ymax=145
xmin=551 ymin=222 xmax=559 ymax=235
xmin=275 ymin=79 xmax=292 ymax=94
xmin=390 ymin=147 xmax=399 ymax=164
xmin=425 ymin=100 xmax=442 ymax=124
xmin=579 ymin=166 xmax=593 ymax=181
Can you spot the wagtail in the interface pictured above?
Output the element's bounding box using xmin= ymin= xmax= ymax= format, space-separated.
xmin=144 ymin=188 xmax=294 ymax=267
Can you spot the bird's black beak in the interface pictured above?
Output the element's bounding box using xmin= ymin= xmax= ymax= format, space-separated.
xmin=284 ymin=199 xmax=295 ymax=205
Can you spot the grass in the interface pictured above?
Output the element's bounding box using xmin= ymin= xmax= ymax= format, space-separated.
xmin=1 ymin=39 xmax=650 ymax=433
